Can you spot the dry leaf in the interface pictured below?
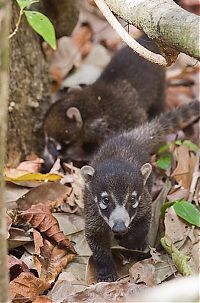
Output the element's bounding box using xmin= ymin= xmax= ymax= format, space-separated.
xmin=18 ymin=203 xmax=76 ymax=253
xmin=33 ymin=229 xmax=44 ymax=255
xmin=8 ymin=255 xmax=29 ymax=281
xmin=60 ymin=278 xmax=146 ymax=303
xmin=4 ymin=168 xmax=62 ymax=187
xmin=8 ymin=227 xmax=33 ymax=249
xmin=129 ymin=254 xmax=176 ymax=286
xmin=33 ymin=296 xmax=55 ymax=303
xmin=6 ymin=214 xmax=12 ymax=239
xmin=164 ymin=206 xmax=190 ymax=246
xmin=17 ymin=157 xmax=44 ymax=173
xmin=167 ymin=186 xmax=189 ymax=201
xmin=10 ymin=272 xmax=50 ymax=302
xmin=129 ymin=260 xmax=157 ymax=287
xmin=16 ymin=182 xmax=72 ymax=211
xmin=172 ymin=145 xmax=196 ymax=189
xmin=33 ymin=239 xmax=75 ymax=284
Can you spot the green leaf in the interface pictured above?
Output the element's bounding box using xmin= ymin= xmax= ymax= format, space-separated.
xmin=161 ymin=201 xmax=175 ymax=216
xmin=175 ymin=140 xmax=182 ymax=146
xmin=157 ymin=144 xmax=170 ymax=155
xmin=173 ymin=200 xmax=200 ymax=227
xmin=156 ymin=154 xmax=172 ymax=170
xmin=183 ymin=140 xmax=198 ymax=152
xmin=17 ymin=0 xmax=39 ymax=10
xmin=24 ymin=11 xmax=56 ymax=49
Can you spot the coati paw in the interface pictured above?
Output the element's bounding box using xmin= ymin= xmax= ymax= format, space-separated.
xmin=97 ymin=269 xmax=118 ymax=282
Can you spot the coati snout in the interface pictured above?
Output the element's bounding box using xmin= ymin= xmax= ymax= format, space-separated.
xmin=82 ymin=161 xmax=152 ymax=235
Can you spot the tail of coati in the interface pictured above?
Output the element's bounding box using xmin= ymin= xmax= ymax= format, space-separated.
xmin=81 ymin=100 xmax=200 ymax=283
xmin=130 ymin=100 xmax=200 ymax=151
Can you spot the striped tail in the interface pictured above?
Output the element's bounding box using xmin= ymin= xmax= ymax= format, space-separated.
xmin=131 ymin=100 xmax=200 ymax=151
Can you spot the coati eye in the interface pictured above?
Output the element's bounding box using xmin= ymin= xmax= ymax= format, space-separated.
xmin=102 ymin=197 xmax=109 ymax=205
xmin=99 ymin=192 xmax=109 ymax=210
xmin=130 ymin=191 xmax=139 ymax=208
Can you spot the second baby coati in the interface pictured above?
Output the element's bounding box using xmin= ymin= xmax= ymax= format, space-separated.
xmin=81 ymin=100 xmax=200 ymax=282
xmin=43 ymin=36 xmax=165 ymax=168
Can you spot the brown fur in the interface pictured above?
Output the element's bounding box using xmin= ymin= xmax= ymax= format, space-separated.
xmin=83 ymin=100 xmax=200 ymax=282
xmin=43 ymin=36 xmax=165 ymax=168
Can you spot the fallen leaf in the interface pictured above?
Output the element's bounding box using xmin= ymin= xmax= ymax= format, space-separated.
xmin=129 ymin=254 xmax=176 ymax=286
xmin=6 ymin=214 xmax=12 ymax=239
xmin=172 ymin=145 xmax=196 ymax=189
xmin=8 ymin=227 xmax=33 ymax=249
xmin=164 ymin=206 xmax=190 ymax=246
xmin=147 ymin=179 xmax=171 ymax=248
xmin=10 ymin=272 xmax=50 ymax=302
xmin=48 ymin=279 xmax=86 ymax=303
xmin=17 ymin=203 xmax=76 ymax=253
xmin=129 ymin=260 xmax=157 ymax=287
xmin=8 ymin=255 xmax=29 ymax=281
xmin=4 ymin=168 xmax=62 ymax=187
xmin=167 ymin=186 xmax=189 ymax=201
xmin=16 ymin=182 xmax=72 ymax=211
xmin=33 ymin=296 xmax=55 ymax=303
xmin=17 ymin=157 xmax=44 ymax=173
xmin=33 ymin=229 xmax=44 ymax=255
xmin=33 ymin=239 xmax=75 ymax=284
xmin=59 ymin=278 xmax=146 ymax=303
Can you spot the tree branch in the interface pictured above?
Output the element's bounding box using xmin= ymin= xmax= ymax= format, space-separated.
xmin=94 ymin=0 xmax=167 ymax=66
xmin=104 ymin=0 xmax=200 ymax=64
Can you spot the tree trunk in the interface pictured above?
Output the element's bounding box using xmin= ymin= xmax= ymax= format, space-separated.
xmin=7 ymin=0 xmax=79 ymax=167
xmin=0 ymin=0 xmax=11 ymax=302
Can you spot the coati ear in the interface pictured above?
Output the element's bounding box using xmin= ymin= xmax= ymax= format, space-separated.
xmin=66 ymin=107 xmax=83 ymax=128
xmin=81 ymin=165 xmax=95 ymax=181
xmin=140 ymin=163 xmax=152 ymax=185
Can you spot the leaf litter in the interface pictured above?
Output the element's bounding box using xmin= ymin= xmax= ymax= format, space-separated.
xmin=5 ymin=0 xmax=200 ymax=301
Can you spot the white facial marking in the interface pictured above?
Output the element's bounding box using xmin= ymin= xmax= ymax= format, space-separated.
xmin=108 ymin=205 xmax=130 ymax=229
xmin=132 ymin=200 xmax=139 ymax=208
xmin=94 ymin=196 xmax=98 ymax=203
xmin=99 ymin=201 xmax=108 ymax=210
xmin=131 ymin=191 xmax=137 ymax=197
xmin=101 ymin=192 xmax=108 ymax=198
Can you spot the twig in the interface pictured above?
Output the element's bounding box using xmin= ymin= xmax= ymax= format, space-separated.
xmin=188 ymin=149 xmax=200 ymax=203
xmin=9 ymin=8 xmax=24 ymax=39
xmin=94 ymin=0 xmax=167 ymax=66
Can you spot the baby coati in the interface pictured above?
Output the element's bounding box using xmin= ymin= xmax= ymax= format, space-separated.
xmin=43 ymin=36 xmax=165 ymax=168
xmin=81 ymin=100 xmax=200 ymax=282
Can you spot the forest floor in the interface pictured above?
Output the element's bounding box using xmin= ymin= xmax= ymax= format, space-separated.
xmin=4 ymin=1 xmax=200 ymax=302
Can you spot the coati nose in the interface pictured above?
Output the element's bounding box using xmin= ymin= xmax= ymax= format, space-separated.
xmin=112 ymin=221 xmax=128 ymax=234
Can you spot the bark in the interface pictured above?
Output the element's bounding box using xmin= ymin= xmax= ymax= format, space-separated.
xmin=104 ymin=0 xmax=200 ymax=63
xmin=0 ymin=1 xmax=11 ymax=302
xmin=7 ymin=1 xmax=79 ymax=167
xmin=7 ymin=1 xmax=51 ymax=167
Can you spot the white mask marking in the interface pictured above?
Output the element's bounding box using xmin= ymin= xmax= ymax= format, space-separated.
xmin=108 ymin=205 xmax=130 ymax=229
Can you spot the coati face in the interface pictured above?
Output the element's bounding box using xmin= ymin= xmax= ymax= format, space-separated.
xmin=43 ymin=90 xmax=86 ymax=168
xmin=82 ymin=161 xmax=152 ymax=235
